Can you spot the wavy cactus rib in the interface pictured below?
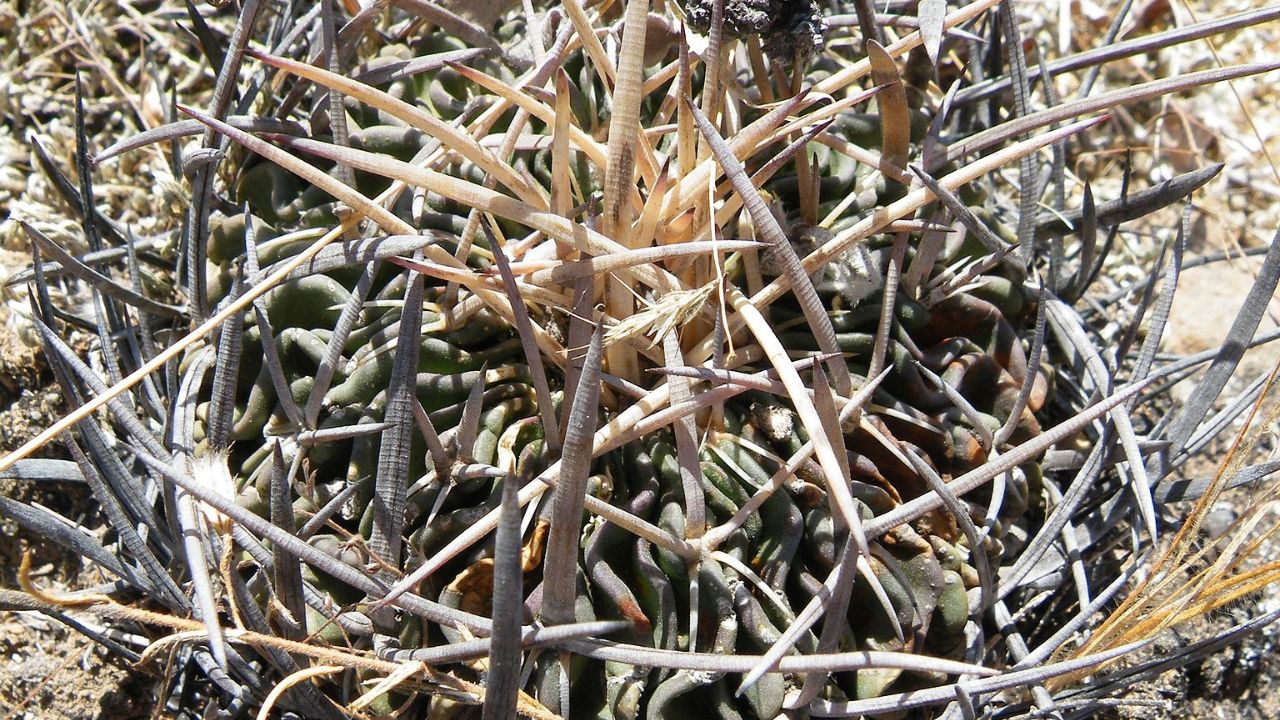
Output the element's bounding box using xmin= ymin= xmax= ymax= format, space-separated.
xmin=7 ymin=1 xmax=1280 ymax=718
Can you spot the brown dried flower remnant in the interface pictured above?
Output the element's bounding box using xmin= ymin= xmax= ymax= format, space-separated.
xmin=678 ymin=0 xmax=826 ymax=65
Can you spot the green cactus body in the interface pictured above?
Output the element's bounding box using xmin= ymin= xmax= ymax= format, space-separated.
xmin=28 ymin=0 xmax=1263 ymax=716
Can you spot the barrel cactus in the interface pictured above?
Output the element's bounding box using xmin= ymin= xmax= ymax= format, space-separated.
xmin=4 ymin=1 xmax=1280 ymax=718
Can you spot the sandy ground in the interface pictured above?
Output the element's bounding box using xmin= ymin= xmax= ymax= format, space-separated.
xmin=0 ymin=618 xmax=154 ymax=720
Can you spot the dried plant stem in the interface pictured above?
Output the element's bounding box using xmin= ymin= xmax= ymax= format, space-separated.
xmin=602 ymin=0 xmax=652 ymax=386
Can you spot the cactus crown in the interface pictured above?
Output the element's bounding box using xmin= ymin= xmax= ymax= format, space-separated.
xmin=5 ymin=1 xmax=1280 ymax=718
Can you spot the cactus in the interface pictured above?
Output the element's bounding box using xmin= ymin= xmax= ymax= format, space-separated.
xmin=3 ymin=1 xmax=1280 ymax=718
